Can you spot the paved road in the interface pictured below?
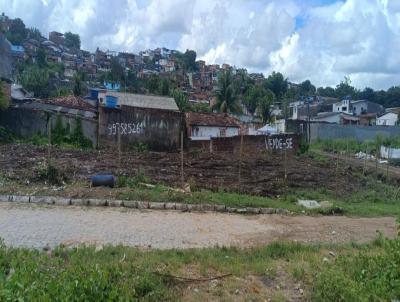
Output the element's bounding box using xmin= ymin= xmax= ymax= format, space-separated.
xmin=0 ymin=203 xmax=396 ymax=249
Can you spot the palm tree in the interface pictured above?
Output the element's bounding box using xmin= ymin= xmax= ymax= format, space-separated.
xmin=213 ymin=69 xmax=241 ymax=114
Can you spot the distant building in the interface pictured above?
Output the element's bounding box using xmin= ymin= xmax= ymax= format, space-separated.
xmin=376 ymin=110 xmax=399 ymax=126
xmin=311 ymin=112 xmax=359 ymax=125
xmin=332 ymin=99 xmax=384 ymax=116
xmin=49 ymin=31 xmax=64 ymax=46
xmin=185 ymin=112 xmax=241 ymax=140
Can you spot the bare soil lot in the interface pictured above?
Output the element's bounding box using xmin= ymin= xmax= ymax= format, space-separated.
xmin=0 ymin=143 xmax=377 ymax=196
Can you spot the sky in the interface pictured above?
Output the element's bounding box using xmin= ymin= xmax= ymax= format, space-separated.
xmin=1 ymin=0 xmax=400 ymax=90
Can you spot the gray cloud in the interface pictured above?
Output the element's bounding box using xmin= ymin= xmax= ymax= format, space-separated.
xmin=2 ymin=0 xmax=400 ymax=89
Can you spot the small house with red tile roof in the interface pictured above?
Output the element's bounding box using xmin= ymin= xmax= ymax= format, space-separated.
xmin=185 ymin=112 xmax=241 ymax=140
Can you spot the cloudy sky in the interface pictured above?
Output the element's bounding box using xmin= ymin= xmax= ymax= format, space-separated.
xmin=2 ymin=0 xmax=400 ymax=89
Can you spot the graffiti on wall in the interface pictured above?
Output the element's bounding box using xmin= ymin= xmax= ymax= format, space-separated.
xmin=265 ymin=136 xmax=293 ymax=150
xmin=107 ymin=122 xmax=144 ymax=136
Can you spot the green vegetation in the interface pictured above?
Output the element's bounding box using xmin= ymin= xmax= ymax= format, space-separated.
xmin=213 ymin=69 xmax=242 ymax=114
xmin=0 ymin=237 xmax=399 ymax=301
xmin=0 ymin=81 xmax=9 ymax=111
xmin=0 ymin=127 xmax=13 ymax=143
xmin=64 ymin=31 xmax=81 ymax=49
xmin=311 ymin=136 xmax=400 ymax=154
xmin=35 ymin=160 xmax=66 ymax=186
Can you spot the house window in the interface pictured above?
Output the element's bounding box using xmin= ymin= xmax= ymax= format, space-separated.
xmin=219 ymin=128 xmax=226 ymax=137
xmin=342 ymin=107 xmax=347 ymax=111
xmin=193 ymin=127 xmax=199 ymax=136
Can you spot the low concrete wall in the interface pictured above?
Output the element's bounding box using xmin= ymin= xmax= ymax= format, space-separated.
xmin=99 ymin=106 xmax=183 ymax=151
xmin=310 ymin=123 xmax=400 ymax=142
xmin=188 ymin=134 xmax=299 ymax=154
xmin=0 ymin=107 xmax=97 ymax=145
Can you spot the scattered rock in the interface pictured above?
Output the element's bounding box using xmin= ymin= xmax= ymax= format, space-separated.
xmin=323 ymin=257 xmax=329 ymax=263
xmin=329 ymin=251 xmax=336 ymax=257
xmin=298 ymin=199 xmax=321 ymax=209
xmin=331 ymin=231 xmax=336 ymax=235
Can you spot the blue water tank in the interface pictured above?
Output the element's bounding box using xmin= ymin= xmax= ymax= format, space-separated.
xmin=105 ymin=95 xmax=118 ymax=108
xmin=90 ymin=88 xmax=99 ymax=99
xmin=91 ymin=175 xmax=115 ymax=188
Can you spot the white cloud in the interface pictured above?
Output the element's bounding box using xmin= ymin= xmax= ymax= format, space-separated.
xmin=2 ymin=0 xmax=400 ymax=89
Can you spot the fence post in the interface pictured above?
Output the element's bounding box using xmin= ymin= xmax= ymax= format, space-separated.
xmin=363 ymin=142 xmax=368 ymax=175
xmin=181 ymin=130 xmax=184 ymax=187
xmin=238 ymin=132 xmax=243 ymax=188
xmin=47 ymin=116 xmax=51 ymax=161
xmin=335 ymin=146 xmax=339 ymax=199
xmin=118 ymin=127 xmax=121 ymax=174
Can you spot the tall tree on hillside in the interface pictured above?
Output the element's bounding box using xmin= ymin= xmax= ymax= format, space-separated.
xmin=299 ymin=80 xmax=316 ymax=96
xmin=73 ymin=72 xmax=84 ymax=96
xmin=244 ymin=84 xmax=270 ymax=115
xmin=359 ymin=87 xmax=375 ymax=101
xmin=317 ymin=86 xmax=336 ymax=97
xmin=6 ymin=18 xmax=27 ymax=44
xmin=258 ymin=89 xmax=275 ymax=123
xmin=214 ymin=69 xmax=241 ymax=114
xmin=173 ymin=89 xmax=189 ymax=112
xmin=264 ymin=71 xmax=288 ymax=101
xmin=183 ymin=50 xmax=197 ymax=71
xmin=64 ymin=32 xmax=81 ymax=49
xmin=27 ymin=27 xmax=42 ymax=40
xmin=19 ymin=65 xmax=49 ymax=98
xmin=0 ymin=81 xmax=9 ymax=111
xmin=335 ymin=76 xmax=358 ymax=99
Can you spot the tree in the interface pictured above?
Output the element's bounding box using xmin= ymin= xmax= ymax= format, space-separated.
xmin=257 ymin=89 xmax=275 ymax=123
xmin=244 ymin=84 xmax=269 ymax=115
xmin=299 ymin=80 xmax=316 ymax=96
xmin=109 ymin=57 xmax=124 ymax=82
xmin=335 ymin=76 xmax=358 ymax=99
xmin=183 ymin=50 xmax=197 ymax=71
xmin=146 ymin=74 xmax=160 ymax=94
xmin=317 ymin=86 xmax=336 ymax=97
xmin=159 ymin=77 xmax=170 ymax=96
xmin=6 ymin=18 xmax=27 ymax=44
xmin=264 ymin=71 xmax=288 ymax=101
xmin=173 ymin=89 xmax=189 ymax=112
xmin=359 ymin=87 xmax=375 ymax=101
xmin=73 ymin=72 xmax=84 ymax=96
xmin=27 ymin=27 xmax=42 ymax=40
xmin=37 ymin=47 xmax=47 ymax=68
xmin=214 ymin=69 xmax=241 ymax=114
xmin=19 ymin=65 xmax=49 ymax=98
xmin=64 ymin=32 xmax=81 ymax=49
xmin=0 ymin=81 xmax=9 ymax=111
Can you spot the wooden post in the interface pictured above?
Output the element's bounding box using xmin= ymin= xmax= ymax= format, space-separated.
xmin=181 ymin=130 xmax=184 ymax=187
xmin=375 ymin=145 xmax=379 ymax=180
xmin=386 ymin=144 xmax=390 ymax=181
xmin=363 ymin=143 xmax=368 ymax=175
xmin=284 ymin=145 xmax=288 ymax=197
xmin=47 ymin=116 xmax=51 ymax=161
xmin=335 ymin=148 xmax=339 ymax=199
xmin=118 ymin=127 xmax=121 ymax=174
xmin=97 ymin=106 xmax=101 ymax=149
xmin=238 ymin=132 xmax=243 ymax=188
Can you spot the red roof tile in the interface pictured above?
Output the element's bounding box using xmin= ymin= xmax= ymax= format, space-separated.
xmin=42 ymin=95 xmax=96 ymax=112
xmin=185 ymin=112 xmax=241 ymax=127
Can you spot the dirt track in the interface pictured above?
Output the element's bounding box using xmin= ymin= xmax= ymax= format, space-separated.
xmin=0 ymin=202 xmax=396 ymax=249
xmin=0 ymin=144 xmax=375 ymax=196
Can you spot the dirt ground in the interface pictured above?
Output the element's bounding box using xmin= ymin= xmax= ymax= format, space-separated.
xmin=0 ymin=143 xmax=377 ymax=197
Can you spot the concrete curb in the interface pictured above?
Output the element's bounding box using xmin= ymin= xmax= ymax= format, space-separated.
xmin=0 ymin=194 xmax=291 ymax=215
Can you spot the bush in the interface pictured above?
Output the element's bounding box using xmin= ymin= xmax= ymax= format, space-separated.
xmin=117 ymin=168 xmax=150 ymax=188
xmin=0 ymin=126 xmax=14 ymax=143
xmin=35 ymin=160 xmax=66 ymax=185
xmin=313 ymin=239 xmax=400 ymax=301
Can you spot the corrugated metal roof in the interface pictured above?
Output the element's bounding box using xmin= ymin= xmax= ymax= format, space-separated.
xmin=98 ymin=91 xmax=179 ymax=111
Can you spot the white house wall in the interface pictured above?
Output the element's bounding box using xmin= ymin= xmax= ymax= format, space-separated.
xmin=377 ymin=113 xmax=398 ymax=126
xmin=190 ymin=126 xmax=239 ymax=140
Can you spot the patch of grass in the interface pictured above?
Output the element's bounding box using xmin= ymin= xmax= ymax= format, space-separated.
xmin=1 ymin=238 xmax=399 ymax=301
